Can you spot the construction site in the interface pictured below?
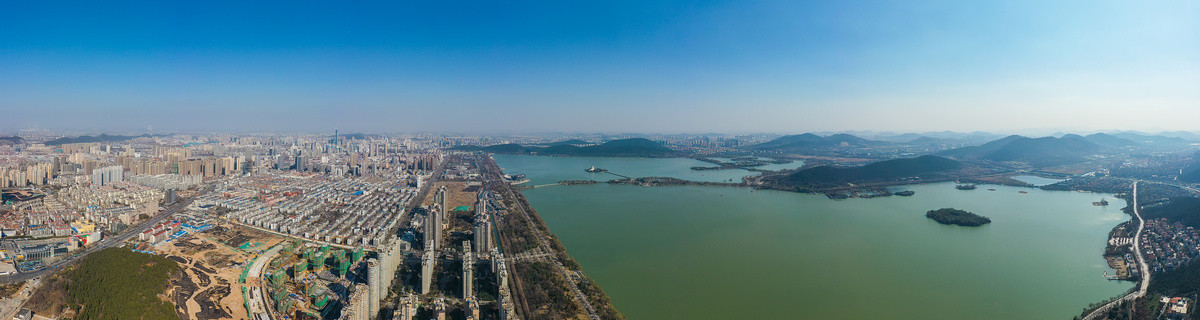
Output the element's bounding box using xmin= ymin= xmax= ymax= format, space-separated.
xmin=159 ymin=223 xmax=280 ymax=320
xmin=253 ymin=241 xmax=367 ymax=319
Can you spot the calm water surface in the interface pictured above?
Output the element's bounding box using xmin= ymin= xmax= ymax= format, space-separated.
xmin=494 ymin=154 xmax=1131 ymax=320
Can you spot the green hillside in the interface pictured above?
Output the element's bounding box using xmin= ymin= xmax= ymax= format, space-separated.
xmin=766 ymin=155 xmax=961 ymax=189
xmin=449 ymin=138 xmax=681 ymax=157
xmin=941 ymin=134 xmax=1101 ymax=166
xmin=44 ymin=134 xmax=160 ymax=146
xmin=1141 ymin=197 xmax=1200 ymax=229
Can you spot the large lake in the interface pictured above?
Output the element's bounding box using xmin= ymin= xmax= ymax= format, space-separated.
xmin=494 ymin=154 xmax=1131 ymax=320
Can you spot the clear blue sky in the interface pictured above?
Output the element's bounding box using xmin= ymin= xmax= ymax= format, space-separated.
xmin=2 ymin=0 xmax=1196 ymax=133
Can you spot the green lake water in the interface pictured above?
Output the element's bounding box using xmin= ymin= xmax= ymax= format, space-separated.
xmin=494 ymin=154 xmax=1132 ymax=320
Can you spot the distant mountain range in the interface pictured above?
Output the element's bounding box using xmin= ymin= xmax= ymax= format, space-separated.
xmin=763 ymin=155 xmax=962 ymax=189
xmin=44 ymin=134 xmax=162 ymax=146
xmin=748 ymin=133 xmax=887 ymax=152
xmin=1082 ymin=133 xmax=1139 ymax=147
xmin=450 ymin=138 xmax=681 ymax=157
xmin=1109 ymin=132 xmax=1192 ymax=146
xmin=939 ymin=134 xmax=1104 ymax=166
xmin=873 ymin=133 xmax=927 ymax=143
xmin=540 ymin=139 xmax=591 ymax=146
xmin=742 ymin=130 xmax=1200 ymax=168
xmin=1158 ymin=131 xmax=1200 ymax=141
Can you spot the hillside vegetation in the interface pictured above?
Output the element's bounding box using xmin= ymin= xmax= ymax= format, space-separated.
xmin=65 ymin=247 xmax=180 ymax=320
xmin=450 ymin=138 xmax=681 ymax=157
xmin=941 ymin=134 xmax=1102 ymax=166
xmin=44 ymin=134 xmax=162 ymax=146
xmin=0 ymin=136 xmax=22 ymax=146
xmin=764 ymin=155 xmax=961 ymax=189
xmin=1178 ymin=151 xmax=1200 ymax=183
xmin=1141 ymin=197 xmax=1200 ymax=229
xmin=1149 ymin=258 xmax=1200 ymax=297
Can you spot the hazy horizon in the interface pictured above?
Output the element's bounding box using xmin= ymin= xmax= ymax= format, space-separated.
xmin=8 ymin=127 xmax=1200 ymax=139
xmin=2 ymin=1 xmax=1197 ymax=133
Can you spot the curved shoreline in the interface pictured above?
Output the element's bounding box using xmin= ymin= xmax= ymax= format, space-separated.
xmin=1081 ymin=182 xmax=1148 ymax=320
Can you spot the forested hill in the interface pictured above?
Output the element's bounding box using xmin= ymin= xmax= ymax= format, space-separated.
xmin=763 ymin=155 xmax=962 ymax=189
xmin=1179 ymin=151 xmax=1200 ymax=183
xmin=0 ymin=136 xmax=22 ymax=146
xmin=27 ymin=247 xmax=180 ymax=320
xmin=940 ymin=134 xmax=1101 ymax=166
xmin=449 ymin=138 xmax=682 ymax=157
xmin=1141 ymin=197 xmax=1200 ymax=229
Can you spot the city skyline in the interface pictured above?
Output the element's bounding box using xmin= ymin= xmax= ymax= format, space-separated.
xmin=2 ymin=0 xmax=1197 ymax=133
xmin=6 ymin=2 xmax=1200 ymax=320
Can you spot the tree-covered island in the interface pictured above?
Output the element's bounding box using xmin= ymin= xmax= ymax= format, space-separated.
xmin=925 ymin=208 xmax=991 ymax=227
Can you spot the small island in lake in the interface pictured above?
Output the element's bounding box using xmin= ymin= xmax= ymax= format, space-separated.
xmin=925 ymin=208 xmax=991 ymax=227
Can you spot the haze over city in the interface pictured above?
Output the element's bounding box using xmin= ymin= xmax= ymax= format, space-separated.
xmin=3 ymin=0 xmax=1197 ymax=133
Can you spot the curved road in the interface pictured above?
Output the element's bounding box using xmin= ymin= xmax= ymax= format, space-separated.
xmin=1084 ymin=182 xmax=1148 ymax=320
xmin=247 ymin=243 xmax=285 ymax=320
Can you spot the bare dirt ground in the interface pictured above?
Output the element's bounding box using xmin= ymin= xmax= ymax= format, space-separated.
xmin=421 ymin=181 xmax=481 ymax=234
xmin=162 ymin=223 xmax=283 ymax=320
xmin=205 ymin=224 xmax=284 ymax=252
xmin=422 ymin=181 xmax=480 ymax=209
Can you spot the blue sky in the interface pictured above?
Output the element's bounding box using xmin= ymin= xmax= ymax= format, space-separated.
xmin=1 ymin=0 xmax=1196 ymax=133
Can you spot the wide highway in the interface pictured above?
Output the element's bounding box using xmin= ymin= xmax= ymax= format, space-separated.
xmin=0 ymin=194 xmax=199 ymax=284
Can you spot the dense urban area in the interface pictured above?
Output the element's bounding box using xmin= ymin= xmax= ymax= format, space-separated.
xmin=3 ymin=128 xmax=1200 ymax=320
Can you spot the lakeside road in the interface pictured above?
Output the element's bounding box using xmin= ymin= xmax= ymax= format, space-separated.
xmin=1084 ymin=181 xmax=1149 ymax=320
xmin=480 ymin=155 xmax=601 ymax=320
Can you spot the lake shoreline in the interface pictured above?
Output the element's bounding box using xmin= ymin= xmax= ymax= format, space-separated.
xmin=494 ymin=153 xmax=1132 ymax=320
